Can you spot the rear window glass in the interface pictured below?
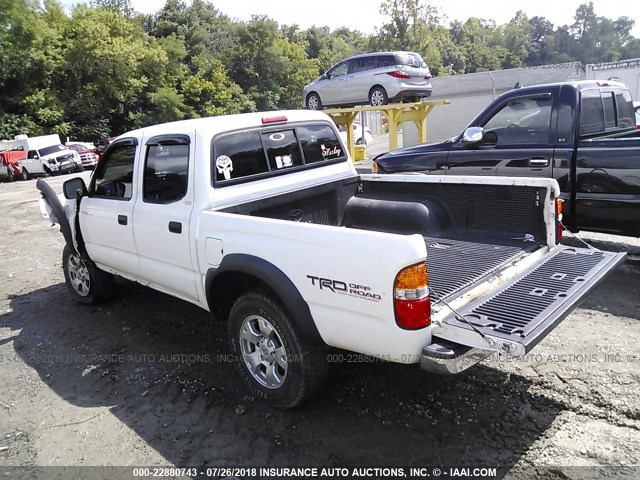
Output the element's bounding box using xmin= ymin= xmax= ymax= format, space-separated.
xmin=602 ymin=93 xmax=616 ymax=129
xmin=615 ymin=90 xmax=636 ymax=129
xmin=395 ymin=52 xmax=426 ymax=68
xmin=579 ymin=89 xmax=605 ymax=136
xmin=214 ymin=132 xmax=267 ymax=182
xmin=212 ymin=123 xmax=346 ymax=185
xmin=261 ymin=130 xmax=303 ymax=171
xmin=297 ymin=124 xmax=345 ymax=163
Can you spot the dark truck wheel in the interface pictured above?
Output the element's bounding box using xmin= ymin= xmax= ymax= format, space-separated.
xmin=228 ymin=291 xmax=328 ymax=408
xmin=62 ymin=244 xmax=116 ymax=304
xmin=22 ymin=168 xmax=30 ymax=181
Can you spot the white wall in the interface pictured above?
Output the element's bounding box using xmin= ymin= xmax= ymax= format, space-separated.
xmin=586 ymin=64 xmax=640 ymax=100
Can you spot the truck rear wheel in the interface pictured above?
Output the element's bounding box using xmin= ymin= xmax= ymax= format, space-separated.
xmin=21 ymin=168 xmax=30 ymax=181
xmin=62 ymin=245 xmax=116 ymax=304
xmin=228 ymin=291 xmax=328 ymax=408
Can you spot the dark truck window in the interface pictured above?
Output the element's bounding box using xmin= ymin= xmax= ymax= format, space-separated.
xmin=483 ymin=96 xmax=552 ymax=145
xmin=144 ymin=141 xmax=189 ymax=204
xmin=212 ymin=123 xmax=346 ymax=185
xmin=602 ymin=92 xmax=616 ymax=129
xmin=615 ymin=90 xmax=635 ymax=128
xmin=261 ymin=130 xmax=303 ymax=171
xmin=297 ymin=124 xmax=344 ymax=163
xmin=93 ymin=144 xmax=136 ymax=199
xmin=214 ymin=132 xmax=267 ymax=182
xmin=580 ymin=89 xmax=605 ymax=135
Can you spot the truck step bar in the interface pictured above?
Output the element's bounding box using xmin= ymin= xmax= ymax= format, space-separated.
xmin=437 ymin=246 xmax=626 ymax=356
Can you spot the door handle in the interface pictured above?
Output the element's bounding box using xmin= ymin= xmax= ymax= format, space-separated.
xmin=117 ymin=215 xmax=127 ymax=225
xmin=529 ymin=157 xmax=550 ymax=167
xmin=168 ymin=221 xmax=182 ymax=234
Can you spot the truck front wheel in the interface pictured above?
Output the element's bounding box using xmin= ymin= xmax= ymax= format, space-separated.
xmin=228 ymin=291 xmax=328 ymax=408
xmin=62 ymin=245 xmax=116 ymax=304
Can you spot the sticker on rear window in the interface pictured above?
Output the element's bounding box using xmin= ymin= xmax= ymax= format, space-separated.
xmin=321 ymin=144 xmax=342 ymax=159
xmin=215 ymin=155 xmax=233 ymax=180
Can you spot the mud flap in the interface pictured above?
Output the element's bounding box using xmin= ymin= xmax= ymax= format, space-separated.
xmin=433 ymin=246 xmax=626 ymax=357
xmin=36 ymin=179 xmax=78 ymax=255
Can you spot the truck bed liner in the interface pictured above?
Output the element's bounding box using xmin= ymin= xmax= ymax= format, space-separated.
xmin=424 ymin=235 xmax=538 ymax=299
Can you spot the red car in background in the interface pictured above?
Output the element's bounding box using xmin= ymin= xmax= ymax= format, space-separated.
xmin=66 ymin=142 xmax=99 ymax=169
xmin=0 ymin=150 xmax=26 ymax=181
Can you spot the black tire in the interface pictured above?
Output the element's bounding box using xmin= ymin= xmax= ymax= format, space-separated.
xmin=44 ymin=165 xmax=52 ymax=176
xmin=228 ymin=291 xmax=328 ymax=408
xmin=62 ymin=244 xmax=117 ymax=305
xmin=22 ymin=168 xmax=30 ymax=181
xmin=355 ymin=138 xmax=364 ymax=145
xmin=76 ymin=164 xmax=85 ymax=173
xmin=6 ymin=168 xmax=15 ymax=182
xmin=306 ymin=92 xmax=323 ymax=110
xmin=369 ymin=86 xmax=388 ymax=107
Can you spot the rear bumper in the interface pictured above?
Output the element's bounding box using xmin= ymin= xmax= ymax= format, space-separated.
xmin=420 ymin=340 xmax=492 ymax=375
xmin=391 ymin=88 xmax=433 ymax=101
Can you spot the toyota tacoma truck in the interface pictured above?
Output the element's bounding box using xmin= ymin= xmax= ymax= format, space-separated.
xmin=373 ymin=80 xmax=640 ymax=237
xmin=37 ymin=110 xmax=625 ymax=408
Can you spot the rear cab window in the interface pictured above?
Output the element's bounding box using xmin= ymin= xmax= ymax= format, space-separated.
xmin=579 ymin=87 xmax=636 ymax=136
xmin=212 ymin=123 xmax=346 ymax=186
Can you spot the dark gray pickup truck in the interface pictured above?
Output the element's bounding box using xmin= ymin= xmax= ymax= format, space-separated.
xmin=374 ymin=80 xmax=640 ymax=237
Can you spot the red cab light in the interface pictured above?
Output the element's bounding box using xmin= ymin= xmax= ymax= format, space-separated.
xmin=387 ymin=70 xmax=411 ymax=79
xmin=262 ymin=116 xmax=288 ymax=124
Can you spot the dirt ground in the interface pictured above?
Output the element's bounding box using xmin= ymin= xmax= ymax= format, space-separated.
xmin=0 ymin=173 xmax=639 ymax=479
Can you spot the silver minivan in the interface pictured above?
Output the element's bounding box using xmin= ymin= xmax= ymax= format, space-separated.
xmin=302 ymin=51 xmax=432 ymax=110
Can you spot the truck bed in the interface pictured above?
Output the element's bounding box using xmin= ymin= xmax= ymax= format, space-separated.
xmin=221 ymin=176 xmax=548 ymax=302
xmin=422 ymin=235 xmax=538 ymax=299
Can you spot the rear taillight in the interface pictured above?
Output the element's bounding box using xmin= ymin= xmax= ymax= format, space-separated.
xmin=387 ymin=70 xmax=411 ymax=79
xmin=425 ymin=74 xmax=432 ymax=80
xmin=555 ymin=198 xmax=564 ymax=244
xmin=394 ymin=263 xmax=431 ymax=330
xmin=371 ymin=161 xmax=379 ymax=174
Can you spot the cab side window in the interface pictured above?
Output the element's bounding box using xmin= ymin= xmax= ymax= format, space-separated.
xmin=27 ymin=150 xmax=38 ymax=159
xmin=144 ymin=138 xmax=189 ymax=204
xmin=93 ymin=144 xmax=136 ymax=199
xmin=483 ymin=96 xmax=553 ymax=145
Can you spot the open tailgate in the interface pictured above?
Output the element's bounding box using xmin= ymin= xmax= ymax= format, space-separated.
xmin=432 ymin=246 xmax=626 ymax=357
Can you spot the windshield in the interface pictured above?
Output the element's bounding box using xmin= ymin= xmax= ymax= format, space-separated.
xmin=39 ymin=144 xmax=66 ymax=157
xmin=68 ymin=144 xmax=85 ymax=152
xmin=395 ymin=52 xmax=427 ymax=69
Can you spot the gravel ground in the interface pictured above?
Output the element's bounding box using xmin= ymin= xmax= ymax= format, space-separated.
xmin=0 ymin=173 xmax=639 ymax=479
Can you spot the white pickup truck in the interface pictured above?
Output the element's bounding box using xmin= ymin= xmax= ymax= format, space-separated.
xmin=37 ymin=110 xmax=625 ymax=408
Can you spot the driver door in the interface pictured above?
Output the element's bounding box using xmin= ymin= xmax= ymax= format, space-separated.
xmin=79 ymin=138 xmax=140 ymax=277
xmin=320 ymin=60 xmax=350 ymax=105
xmin=446 ymin=95 xmax=554 ymax=178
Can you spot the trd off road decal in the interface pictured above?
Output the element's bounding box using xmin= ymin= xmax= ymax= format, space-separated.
xmin=216 ymin=155 xmax=233 ymax=180
xmin=307 ymin=275 xmax=381 ymax=302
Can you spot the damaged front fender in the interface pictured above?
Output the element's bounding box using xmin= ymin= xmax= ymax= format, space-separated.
xmin=36 ymin=179 xmax=79 ymax=255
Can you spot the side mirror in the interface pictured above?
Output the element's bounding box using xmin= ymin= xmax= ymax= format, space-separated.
xmin=461 ymin=127 xmax=484 ymax=144
xmin=63 ymin=177 xmax=88 ymax=200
